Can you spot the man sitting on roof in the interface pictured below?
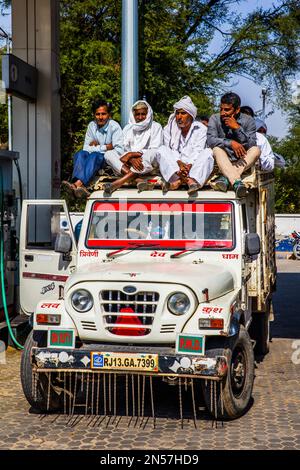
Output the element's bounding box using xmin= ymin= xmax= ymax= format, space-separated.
xmin=207 ymin=92 xmax=261 ymax=197
xmin=103 ymin=100 xmax=163 ymax=194
xmin=62 ymin=99 xmax=123 ymax=198
xmin=156 ymin=96 xmax=214 ymax=196
xmin=240 ymin=106 xmax=274 ymax=172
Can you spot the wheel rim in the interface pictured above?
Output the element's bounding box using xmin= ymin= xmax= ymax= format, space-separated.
xmin=231 ymin=346 xmax=247 ymax=398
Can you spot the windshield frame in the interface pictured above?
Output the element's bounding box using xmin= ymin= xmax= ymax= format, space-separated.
xmin=85 ymin=199 xmax=236 ymax=252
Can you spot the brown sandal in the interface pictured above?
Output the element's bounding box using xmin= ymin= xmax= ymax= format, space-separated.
xmin=74 ymin=185 xmax=90 ymax=199
xmin=137 ymin=180 xmax=155 ymax=193
xmin=169 ymin=179 xmax=182 ymax=190
xmin=61 ymin=181 xmax=76 ymax=198
xmin=187 ymin=183 xmax=201 ymax=196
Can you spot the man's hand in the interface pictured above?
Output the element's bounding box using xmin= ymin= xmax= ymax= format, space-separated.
xmin=231 ymin=140 xmax=247 ymax=158
xmin=120 ymin=152 xmax=142 ymax=164
xmin=130 ymin=156 xmax=144 ymax=172
xmin=223 ymin=116 xmax=240 ymax=130
xmin=106 ymin=143 xmax=114 ymax=151
xmin=177 ymin=161 xmax=192 ymax=181
xmin=89 ymin=140 xmax=98 ymax=147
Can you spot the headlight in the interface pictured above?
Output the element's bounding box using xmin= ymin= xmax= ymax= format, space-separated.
xmin=71 ymin=289 xmax=93 ymax=312
xmin=168 ymin=292 xmax=190 ymax=316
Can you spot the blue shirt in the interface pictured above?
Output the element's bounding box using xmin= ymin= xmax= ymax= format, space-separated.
xmin=83 ymin=119 xmax=124 ymax=156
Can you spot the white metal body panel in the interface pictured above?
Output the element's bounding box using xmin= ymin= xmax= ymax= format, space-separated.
xmin=24 ymin=177 xmax=276 ymax=344
xmin=19 ymin=200 xmax=77 ymax=315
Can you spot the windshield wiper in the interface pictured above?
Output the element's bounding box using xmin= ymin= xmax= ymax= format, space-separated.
xmin=106 ymin=242 xmax=161 ymax=259
xmin=170 ymin=244 xmax=229 ymax=259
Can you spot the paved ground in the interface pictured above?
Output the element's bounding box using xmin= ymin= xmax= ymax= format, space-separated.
xmin=0 ymin=259 xmax=300 ymax=450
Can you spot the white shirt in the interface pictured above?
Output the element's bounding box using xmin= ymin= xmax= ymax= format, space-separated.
xmin=256 ymin=132 xmax=274 ymax=171
xmin=123 ymin=121 xmax=163 ymax=152
xmin=163 ymin=120 xmax=207 ymax=164
xmin=83 ymin=119 xmax=124 ymax=155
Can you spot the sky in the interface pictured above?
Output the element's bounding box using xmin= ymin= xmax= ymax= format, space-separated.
xmin=208 ymin=0 xmax=292 ymax=139
xmin=0 ymin=1 xmax=295 ymax=139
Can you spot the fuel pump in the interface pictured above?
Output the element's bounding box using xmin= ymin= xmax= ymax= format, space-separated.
xmin=0 ymin=150 xmax=24 ymax=349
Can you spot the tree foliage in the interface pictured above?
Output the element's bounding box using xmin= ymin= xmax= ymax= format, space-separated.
xmin=272 ymin=110 xmax=300 ymax=213
xmin=0 ymin=0 xmax=9 ymax=15
xmin=58 ymin=0 xmax=299 ymax=181
xmin=0 ymin=0 xmax=299 ymax=213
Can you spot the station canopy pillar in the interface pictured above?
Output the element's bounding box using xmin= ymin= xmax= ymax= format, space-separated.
xmin=11 ymin=0 xmax=60 ymax=199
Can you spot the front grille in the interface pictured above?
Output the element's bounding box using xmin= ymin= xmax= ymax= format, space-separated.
xmin=100 ymin=290 xmax=159 ymax=336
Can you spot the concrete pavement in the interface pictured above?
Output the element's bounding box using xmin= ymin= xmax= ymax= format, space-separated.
xmin=0 ymin=259 xmax=299 ymax=450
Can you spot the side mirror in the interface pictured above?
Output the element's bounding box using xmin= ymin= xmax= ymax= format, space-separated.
xmin=245 ymin=233 xmax=260 ymax=256
xmin=55 ymin=232 xmax=72 ymax=254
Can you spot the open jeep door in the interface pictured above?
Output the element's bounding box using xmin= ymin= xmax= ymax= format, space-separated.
xmin=19 ymin=200 xmax=78 ymax=316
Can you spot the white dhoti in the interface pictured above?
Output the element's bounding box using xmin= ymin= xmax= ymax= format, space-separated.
xmin=157 ymin=146 xmax=214 ymax=186
xmin=104 ymin=149 xmax=124 ymax=175
xmin=105 ymin=148 xmax=158 ymax=176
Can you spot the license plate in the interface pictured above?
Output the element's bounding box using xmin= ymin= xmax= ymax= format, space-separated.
xmin=48 ymin=329 xmax=75 ymax=349
xmin=176 ymin=334 xmax=205 ymax=355
xmin=91 ymin=352 xmax=159 ymax=372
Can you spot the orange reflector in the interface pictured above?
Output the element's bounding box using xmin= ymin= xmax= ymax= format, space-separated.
xmin=36 ymin=314 xmax=61 ymax=325
xmin=210 ymin=319 xmax=224 ymax=329
xmin=111 ymin=308 xmax=146 ymax=336
xmin=199 ymin=318 xmax=224 ymax=329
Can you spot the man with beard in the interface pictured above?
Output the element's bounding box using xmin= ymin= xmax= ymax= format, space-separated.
xmin=207 ymin=92 xmax=260 ymax=197
xmin=156 ymin=96 xmax=214 ymax=196
xmin=103 ymin=100 xmax=163 ymax=194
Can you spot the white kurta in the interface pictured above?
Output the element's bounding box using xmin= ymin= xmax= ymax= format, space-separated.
xmin=256 ymin=132 xmax=274 ymax=171
xmin=157 ymin=121 xmax=214 ymax=186
xmin=105 ymin=121 xmax=163 ymax=175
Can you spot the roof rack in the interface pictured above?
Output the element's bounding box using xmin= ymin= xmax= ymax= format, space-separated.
xmin=88 ymin=164 xmax=274 ymax=193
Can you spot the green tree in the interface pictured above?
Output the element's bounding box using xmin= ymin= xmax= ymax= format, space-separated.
xmin=272 ymin=110 xmax=300 ymax=213
xmin=58 ymin=0 xmax=299 ymax=181
xmin=140 ymin=0 xmax=300 ymax=113
xmin=60 ymin=0 xmax=122 ymax=179
xmin=0 ymin=0 xmax=299 ymax=209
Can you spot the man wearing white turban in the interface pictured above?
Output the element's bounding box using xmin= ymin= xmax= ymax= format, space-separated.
xmin=104 ymin=100 xmax=163 ymax=194
xmin=156 ymin=96 xmax=214 ymax=195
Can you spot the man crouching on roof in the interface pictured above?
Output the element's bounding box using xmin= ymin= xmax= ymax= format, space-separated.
xmin=207 ymin=92 xmax=261 ymax=197
xmin=156 ymin=96 xmax=214 ymax=196
xmin=103 ymin=100 xmax=163 ymax=194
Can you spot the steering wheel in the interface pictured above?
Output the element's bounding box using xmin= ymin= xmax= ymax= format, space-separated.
xmin=124 ymin=228 xmax=148 ymax=239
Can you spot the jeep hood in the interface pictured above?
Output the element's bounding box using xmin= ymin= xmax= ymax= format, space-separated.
xmin=66 ymin=261 xmax=234 ymax=302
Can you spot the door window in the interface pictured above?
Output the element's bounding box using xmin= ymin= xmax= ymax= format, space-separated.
xmin=26 ymin=204 xmax=73 ymax=250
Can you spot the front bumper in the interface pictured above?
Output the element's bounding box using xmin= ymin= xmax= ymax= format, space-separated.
xmin=31 ymin=344 xmax=228 ymax=380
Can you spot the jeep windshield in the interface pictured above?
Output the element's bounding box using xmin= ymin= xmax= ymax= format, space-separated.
xmin=86 ymin=201 xmax=234 ymax=250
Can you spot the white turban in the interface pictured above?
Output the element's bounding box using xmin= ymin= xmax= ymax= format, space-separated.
xmin=123 ymin=100 xmax=153 ymax=152
xmin=165 ymin=96 xmax=198 ymax=150
xmin=173 ymin=95 xmax=197 ymax=120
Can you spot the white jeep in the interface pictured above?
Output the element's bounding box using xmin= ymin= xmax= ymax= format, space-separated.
xmin=20 ymin=170 xmax=276 ymax=420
